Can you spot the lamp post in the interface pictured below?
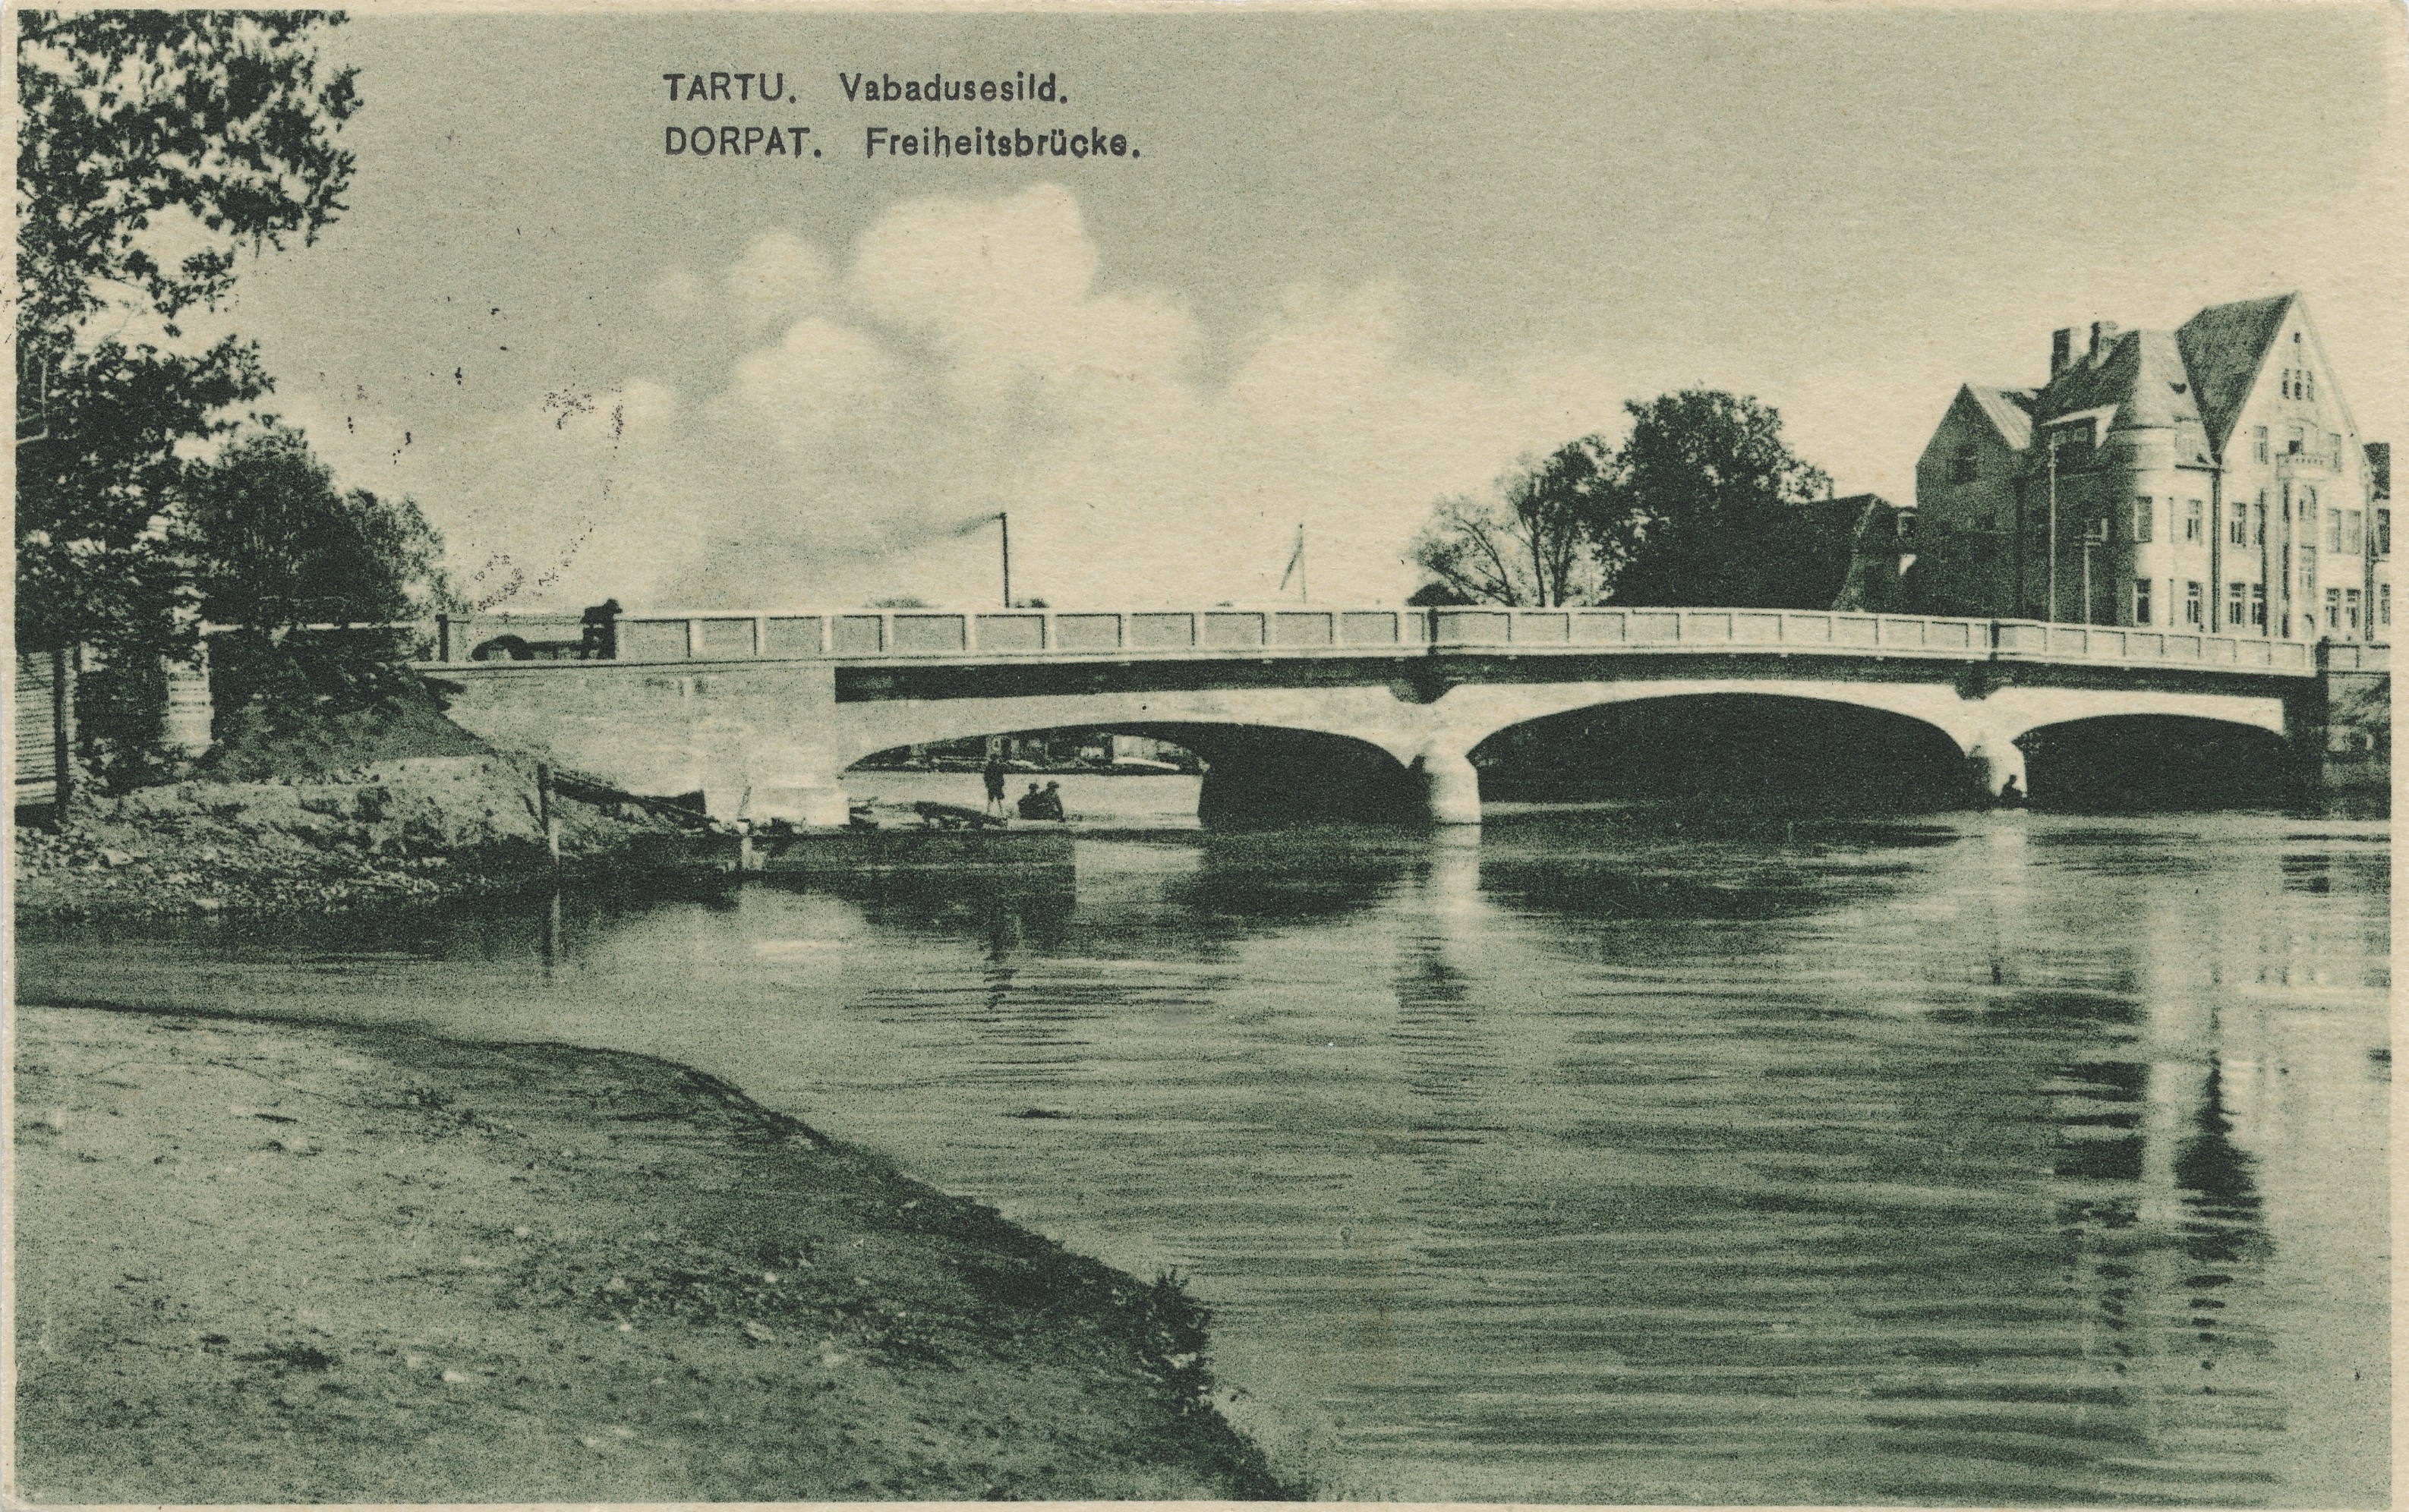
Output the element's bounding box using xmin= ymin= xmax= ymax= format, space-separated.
xmin=997 ymin=512 xmax=1011 ymax=608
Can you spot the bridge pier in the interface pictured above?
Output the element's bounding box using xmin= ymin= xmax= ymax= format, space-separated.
xmin=1965 ymin=737 xmax=2026 ymax=803
xmin=1413 ymin=743 xmax=1484 ymax=826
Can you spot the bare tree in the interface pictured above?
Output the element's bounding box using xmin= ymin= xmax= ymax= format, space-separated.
xmin=1411 ymin=438 xmax=1616 ymax=606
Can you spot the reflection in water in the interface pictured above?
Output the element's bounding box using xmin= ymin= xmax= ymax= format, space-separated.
xmin=14 ymin=811 xmax=2387 ymax=1506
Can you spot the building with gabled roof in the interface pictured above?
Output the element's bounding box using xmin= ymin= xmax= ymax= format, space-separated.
xmin=1912 ymin=293 xmax=2390 ymax=642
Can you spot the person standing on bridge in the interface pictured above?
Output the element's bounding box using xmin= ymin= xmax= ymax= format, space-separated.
xmin=982 ymin=753 xmax=1009 ymax=816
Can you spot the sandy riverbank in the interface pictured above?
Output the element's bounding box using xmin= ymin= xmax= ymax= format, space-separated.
xmin=11 ymin=1000 xmax=1296 ymax=1502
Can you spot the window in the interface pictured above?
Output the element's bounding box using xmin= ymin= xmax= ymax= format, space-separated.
xmin=2379 ymin=508 xmax=2392 ymax=557
xmin=2229 ymin=499 xmax=2247 ymax=546
xmin=2254 ymin=425 xmax=2269 ymax=463
xmin=2131 ymin=496 xmax=2154 ymax=543
xmin=1896 ymin=511 xmax=1917 ymax=540
xmin=2133 ymin=578 xmax=2152 ymax=625
xmin=2254 ymin=493 xmax=2268 ymax=545
xmin=2326 ymin=509 xmax=2343 ymax=553
xmin=2345 ymin=510 xmax=2363 ymax=555
xmin=2382 ymin=582 xmax=2392 ymax=628
xmin=2330 ymin=433 xmax=2344 ymax=467
xmin=1949 ymin=443 xmax=1979 ymax=484
xmin=2251 ymin=583 xmax=2268 ymax=628
xmin=2345 ymin=587 xmax=2362 ymax=632
xmin=2326 ymin=587 xmax=2342 ymax=631
xmin=2307 ymin=370 xmax=2316 ymax=402
xmin=2301 ymin=544 xmax=2317 ymax=592
xmin=2288 ymin=425 xmax=2305 ymax=455
xmin=2184 ymin=498 xmax=2204 ymax=541
xmin=2053 ymin=424 xmax=2094 ymax=471
xmin=2184 ymin=581 xmax=2203 ymax=626
xmin=2227 ymin=581 xmax=2246 ymax=625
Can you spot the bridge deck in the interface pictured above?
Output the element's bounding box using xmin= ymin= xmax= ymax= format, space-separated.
xmin=415 ymin=606 xmax=2376 ymax=679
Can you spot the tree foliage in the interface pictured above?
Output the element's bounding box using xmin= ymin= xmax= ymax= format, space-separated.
xmin=181 ymin=425 xmax=452 ymax=632
xmin=181 ymin=425 xmax=459 ymax=746
xmin=1595 ymin=390 xmax=1839 ymax=608
xmin=15 ymin=10 xmax=360 ymax=650
xmin=1411 ymin=439 xmax=1615 ymax=607
xmin=1410 ymin=391 xmax=1846 ymax=611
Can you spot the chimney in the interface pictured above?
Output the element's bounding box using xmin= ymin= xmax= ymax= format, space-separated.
xmin=2089 ymin=320 xmax=2120 ymax=364
xmin=2051 ymin=328 xmax=2073 ymax=379
xmin=2367 ymin=441 xmax=2391 ymax=502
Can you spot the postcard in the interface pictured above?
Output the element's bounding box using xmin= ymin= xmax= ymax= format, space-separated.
xmin=9 ymin=4 xmax=2397 ymax=1506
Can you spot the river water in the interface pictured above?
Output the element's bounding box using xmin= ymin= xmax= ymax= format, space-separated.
xmin=18 ymin=785 xmax=2390 ymax=1505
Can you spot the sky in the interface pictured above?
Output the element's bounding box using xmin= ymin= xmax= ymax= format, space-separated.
xmin=192 ymin=5 xmax=2407 ymax=613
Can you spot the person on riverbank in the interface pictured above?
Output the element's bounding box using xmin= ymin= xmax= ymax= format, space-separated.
xmin=982 ymin=755 xmax=1009 ymax=815
xmin=1017 ymin=781 xmax=1046 ymax=818
xmin=1027 ymin=781 xmax=1066 ymax=822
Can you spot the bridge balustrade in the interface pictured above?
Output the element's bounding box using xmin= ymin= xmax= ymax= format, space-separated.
xmin=415 ymin=605 xmax=2341 ymax=678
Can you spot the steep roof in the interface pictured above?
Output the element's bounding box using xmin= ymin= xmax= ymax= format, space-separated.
xmin=2177 ymin=293 xmax=2294 ymax=454
xmin=1965 ymin=386 xmax=2035 ymax=450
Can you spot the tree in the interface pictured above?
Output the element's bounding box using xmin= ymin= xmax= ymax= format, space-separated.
xmin=1591 ymin=390 xmax=1842 ymax=608
xmin=182 ymin=426 xmax=452 ymax=632
xmin=16 ymin=11 xmax=360 ymax=774
xmin=1411 ymin=438 xmax=1616 ymax=606
xmin=179 ymin=425 xmax=458 ymax=745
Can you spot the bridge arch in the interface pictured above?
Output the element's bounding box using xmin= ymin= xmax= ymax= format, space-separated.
xmin=1465 ymin=688 xmax=1979 ymax=812
xmin=845 ymin=716 xmax=1426 ymax=827
xmin=2010 ymin=713 xmax=2295 ymax=810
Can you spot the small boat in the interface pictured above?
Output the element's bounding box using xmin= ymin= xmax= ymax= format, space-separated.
xmin=1105 ymin=758 xmax=1184 ymax=775
xmin=758 ymin=825 xmax=1074 ymax=879
xmin=911 ymin=800 xmax=1011 ymax=830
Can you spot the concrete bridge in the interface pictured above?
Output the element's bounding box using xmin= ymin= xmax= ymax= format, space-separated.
xmin=415 ymin=604 xmax=2383 ymax=825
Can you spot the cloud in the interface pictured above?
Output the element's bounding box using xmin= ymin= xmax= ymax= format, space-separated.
xmin=478 ymin=183 xmax=1831 ymax=613
xmin=646 ymin=266 xmax=707 ymax=323
xmin=725 ymin=230 xmax=834 ymax=334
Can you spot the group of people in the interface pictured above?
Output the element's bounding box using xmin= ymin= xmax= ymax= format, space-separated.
xmin=982 ymin=756 xmax=1066 ymax=821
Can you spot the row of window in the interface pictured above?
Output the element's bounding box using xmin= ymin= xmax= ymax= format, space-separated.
xmin=2251 ymin=423 xmax=2345 ymax=468
xmin=2131 ymin=578 xmax=2389 ymax=632
xmin=2120 ymin=494 xmax=2389 ymax=555
xmin=1948 ymin=416 xmax=2352 ymax=482
xmin=2276 ymin=367 xmax=2317 ymax=402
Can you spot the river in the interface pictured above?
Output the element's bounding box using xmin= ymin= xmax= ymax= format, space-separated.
xmin=17 ymin=785 xmax=2389 ymax=1505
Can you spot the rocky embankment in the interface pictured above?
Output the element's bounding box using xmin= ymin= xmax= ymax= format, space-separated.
xmin=14 ymin=756 xmax=685 ymax=921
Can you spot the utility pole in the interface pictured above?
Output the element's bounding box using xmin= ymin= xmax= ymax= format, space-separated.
xmin=2082 ymin=518 xmax=2104 ymax=625
xmin=49 ymin=641 xmax=76 ymax=822
xmin=997 ymin=512 xmax=1011 ymax=607
xmin=2047 ymin=433 xmax=2061 ymax=624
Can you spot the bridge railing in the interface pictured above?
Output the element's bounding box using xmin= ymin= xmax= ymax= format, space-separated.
xmin=1989 ymin=619 xmax=2315 ymax=673
xmin=1427 ymin=608 xmax=2321 ymax=674
xmin=415 ymin=605 xmax=2348 ymax=678
xmin=425 ymin=606 xmax=1436 ymax=663
xmin=2319 ymin=640 xmax=2390 ymax=673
